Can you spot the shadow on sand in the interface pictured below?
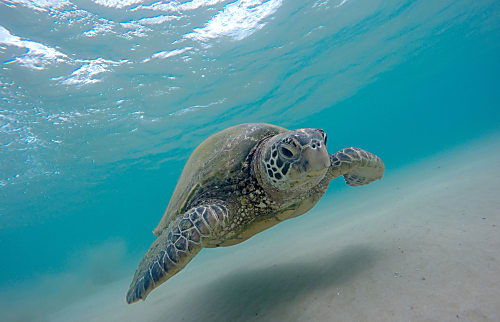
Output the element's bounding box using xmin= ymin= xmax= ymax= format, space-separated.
xmin=166 ymin=244 xmax=380 ymax=322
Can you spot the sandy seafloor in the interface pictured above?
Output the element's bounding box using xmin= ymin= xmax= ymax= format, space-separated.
xmin=41 ymin=133 xmax=500 ymax=322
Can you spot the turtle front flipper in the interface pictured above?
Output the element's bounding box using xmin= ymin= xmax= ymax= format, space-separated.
xmin=126 ymin=203 xmax=229 ymax=304
xmin=326 ymin=147 xmax=385 ymax=186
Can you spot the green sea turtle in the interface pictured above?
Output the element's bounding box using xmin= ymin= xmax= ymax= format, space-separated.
xmin=126 ymin=123 xmax=384 ymax=303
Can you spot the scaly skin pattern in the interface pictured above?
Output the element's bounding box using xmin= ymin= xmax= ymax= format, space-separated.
xmin=126 ymin=127 xmax=384 ymax=304
xmin=126 ymin=203 xmax=230 ymax=304
xmin=324 ymin=147 xmax=385 ymax=186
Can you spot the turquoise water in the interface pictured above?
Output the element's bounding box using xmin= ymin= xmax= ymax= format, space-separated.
xmin=0 ymin=0 xmax=499 ymax=319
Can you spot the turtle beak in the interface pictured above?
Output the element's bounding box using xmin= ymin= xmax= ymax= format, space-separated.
xmin=289 ymin=145 xmax=330 ymax=181
xmin=302 ymin=146 xmax=330 ymax=172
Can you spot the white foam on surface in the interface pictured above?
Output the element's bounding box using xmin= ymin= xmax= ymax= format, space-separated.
xmin=335 ymin=0 xmax=349 ymax=7
xmin=2 ymin=0 xmax=71 ymax=12
xmin=118 ymin=15 xmax=182 ymax=39
xmin=83 ymin=19 xmax=116 ymax=37
xmin=131 ymin=15 xmax=182 ymax=25
xmin=185 ymin=0 xmax=283 ymax=42
xmin=61 ymin=58 xmax=129 ymax=85
xmin=169 ymin=98 xmax=227 ymax=115
xmin=0 ymin=25 xmax=68 ymax=70
xmin=143 ymin=47 xmax=193 ymax=62
xmin=92 ymin=0 xmax=145 ymax=8
xmin=131 ymin=0 xmax=227 ymax=12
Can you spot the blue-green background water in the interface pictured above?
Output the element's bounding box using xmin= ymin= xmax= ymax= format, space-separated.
xmin=0 ymin=0 xmax=499 ymax=318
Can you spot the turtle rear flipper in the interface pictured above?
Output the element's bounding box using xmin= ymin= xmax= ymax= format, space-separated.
xmin=126 ymin=203 xmax=229 ymax=304
xmin=327 ymin=147 xmax=385 ymax=185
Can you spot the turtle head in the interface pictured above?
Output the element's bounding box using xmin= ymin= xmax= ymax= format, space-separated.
xmin=258 ymin=128 xmax=330 ymax=192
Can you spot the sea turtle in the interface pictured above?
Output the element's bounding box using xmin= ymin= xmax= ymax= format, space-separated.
xmin=126 ymin=123 xmax=384 ymax=303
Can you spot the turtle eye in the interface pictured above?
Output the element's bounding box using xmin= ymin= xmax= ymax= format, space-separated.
xmin=324 ymin=133 xmax=327 ymax=145
xmin=279 ymin=145 xmax=297 ymax=159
